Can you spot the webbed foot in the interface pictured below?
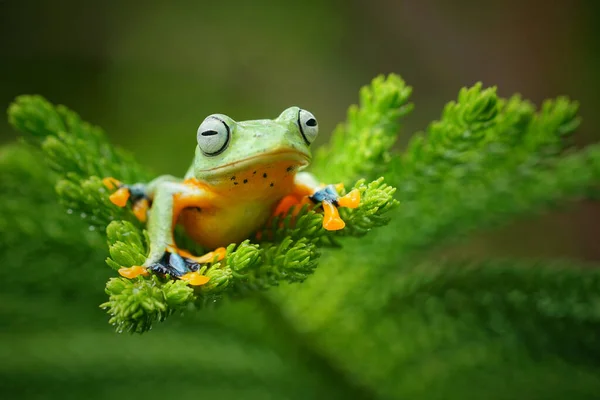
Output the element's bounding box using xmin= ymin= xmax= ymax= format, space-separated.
xmin=102 ymin=177 xmax=150 ymax=222
xmin=310 ymin=185 xmax=361 ymax=231
xmin=147 ymin=252 xmax=199 ymax=278
xmin=144 ymin=248 xmax=225 ymax=286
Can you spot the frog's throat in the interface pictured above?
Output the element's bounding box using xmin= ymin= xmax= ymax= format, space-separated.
xmin=197 ymin=150 xmax=310 ymax=176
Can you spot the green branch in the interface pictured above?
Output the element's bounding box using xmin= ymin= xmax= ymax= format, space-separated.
xmin=7 ymin=75 xmax=405 ymax=332
xmin=4 ymin=73 xmax=600 ymax=398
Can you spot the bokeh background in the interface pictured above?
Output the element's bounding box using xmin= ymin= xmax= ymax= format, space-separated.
xmin=3 ymin=0 xmax=600 ymax=258
xmin=2 ymin=1 xmax=600 ymax=398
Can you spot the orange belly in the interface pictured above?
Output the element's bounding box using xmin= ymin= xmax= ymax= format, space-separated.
xmin=176 ymin=160 xmax=299 ymax=249
xmin=180 ymin=200 xmax=276 ymax=249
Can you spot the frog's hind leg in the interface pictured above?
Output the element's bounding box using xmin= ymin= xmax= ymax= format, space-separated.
xmin=116 ymin=184 xmax=179 ymax=280
xmin=115 ymin=180 xmax=223 ymax=286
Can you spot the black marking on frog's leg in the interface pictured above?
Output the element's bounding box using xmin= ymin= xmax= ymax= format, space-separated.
xmin=230 ymin=176 xmax=236 ymax=181
xmin=263 ymin=173 xmax=268 ymax=178
xmin=148 ymin=252 xmax=172 ymax=276
xmin=270 ymin=182 xmax=274 ymax=187
xmin=234 ymin=181 xmax=239 ymax=185
xmin=243 ymin=179 xmax=248 ymax=184
xmin=253 ymin=170 xmax=257 ymax=175
xmin=148 ymin=262 xmax=170 ymax=276
xmin=309 ymin=184 xmax=340 ymax=206
xmin=148 ymin=251 xmax=192 ymax=279
xmin=184 ymin=260 xmax=201 ymax=272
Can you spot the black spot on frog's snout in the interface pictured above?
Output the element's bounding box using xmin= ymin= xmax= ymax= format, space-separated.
xmin=263 ymin=173 xmax=268 ymax=178
xmin=231 ymin=176 xmax=236 ymax=181
xmin=270 ymin=182 xmax=274 ymax=187
xmin=306 ymin=118 xmax=317 ymax=127
xmin=243 ymin=179 xmax=248 ymax=184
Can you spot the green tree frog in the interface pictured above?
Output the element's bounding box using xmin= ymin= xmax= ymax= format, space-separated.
xmin=104 ymin=107 xmax=360 ymax=286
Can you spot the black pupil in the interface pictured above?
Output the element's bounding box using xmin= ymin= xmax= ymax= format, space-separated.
xmin=306 ymin=118 xmax=317 ymax=127
xmin=202 ymin=130 xmax=219 ymax=136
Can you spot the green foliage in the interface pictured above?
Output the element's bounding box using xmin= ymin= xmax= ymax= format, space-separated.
xmin=273 ymin=257 xmax=600 ymax=399
xmin=102 ymin=276 xmax=195 ymax=333
xmin=0 ymin=144 xmax=109 ymax=296
xmin=337 ymin=178 xmax=399 ymax=237
xmin=105 ymin=221 xmax=147 ymax=271
xmin=7 ymin=77 xmax=401 ymax=333
xmin=4 ymin=74 xmax=600 ymax=399
xmin=384 ymin=82 xmax=592 ymax=254
xmin=263 ymin=79 xmax=600 ymax=399
xmin=8 ymin=95 xmax=153 ymax=230
xmin=397 ymin=84 xmax=581 ymax=189
xmin=312 ymin=74 xmax=413 ymax=185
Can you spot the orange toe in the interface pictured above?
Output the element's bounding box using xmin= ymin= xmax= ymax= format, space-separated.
xmin=132 ymin=198 xmax=149 ymax=222
xmin=180 ymin=271 xmax=210 ymax=286
xmin=109 ymin=187 xmax=130 ymax=207
xmin=102 ymin=177 xmax=122 ymax=190
xmin=322 ymin=201 xmax=345 ymax=231
xmin=338 ymin=189 xmax=361 ymax=209
xmin=118 ymin=265 xmax=149 ymax=279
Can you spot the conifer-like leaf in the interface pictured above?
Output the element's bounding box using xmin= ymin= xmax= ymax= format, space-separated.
xmin=105 ymin=221 xmax=147 ymax=270
xmin=338 ymin=178 xmax=399 ymax=236
xmin=101 ymin=276 xmax=195 ymax=334
xmin=273 ymin=258 xmax=600 ymax=399
xmin=312 ymin=74 xmax=413 ymax=184
xmin=6 ymin=75 xmax=600 ymax=399
xmin=8 ymin=95 xmax=152 ymax=231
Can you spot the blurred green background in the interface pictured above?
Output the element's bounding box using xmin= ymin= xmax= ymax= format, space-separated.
xmin=3 ymin=0 xmax=600 ymax=259
xmin=2 ymin=1 xmax=600 ymax=398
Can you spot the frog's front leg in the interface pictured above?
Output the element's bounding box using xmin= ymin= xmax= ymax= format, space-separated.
xmin=104 ymin=177 xmax=224 ymax=286
xmin=103 ymin=175 xmax=180 ymax=223
xmin=275 ymin=172 xmax=361 ymax=231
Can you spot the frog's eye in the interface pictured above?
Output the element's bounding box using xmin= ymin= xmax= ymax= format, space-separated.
xmin=197 ymin=116 xmax=230 ymax=156
xmin=297 ymin=109 xmax=318 ymax=145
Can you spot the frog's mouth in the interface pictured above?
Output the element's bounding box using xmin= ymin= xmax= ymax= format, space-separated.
xmin=200 ymin=150 xmax=310 ymax=175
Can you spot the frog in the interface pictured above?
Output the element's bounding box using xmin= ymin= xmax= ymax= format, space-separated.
xmin=103 ymin=107 xmax=361 ymax=286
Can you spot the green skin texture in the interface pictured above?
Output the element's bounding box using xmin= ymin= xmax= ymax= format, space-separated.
xmin=139 ymin=106 xmax=323 ymax=267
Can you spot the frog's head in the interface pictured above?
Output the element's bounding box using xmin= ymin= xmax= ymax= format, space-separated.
xmin=193 ymin=106 xmax=318 ymax=184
